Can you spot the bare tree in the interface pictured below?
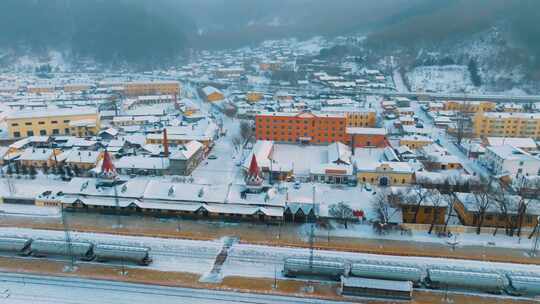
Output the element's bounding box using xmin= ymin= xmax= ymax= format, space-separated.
xmin=328 ymin=202 xmax=355 ymax=229
xmin=240 ymin=121 xmax=254 ymax=143
xmin=442 ymin=194 xmax=456 ymax=233
xmin=403 ymin=185 xmax=433 ymax=223
xmin=428 ymin=191 xmax=444 ymax=234
xmin=491 ymin=182 xmax=513 ymax=236
xmin=471 ymin=189 xmax=493 ymax=234
xmin=454 ymin=101 xmax=472 ymax=146
xmin=509 ymin=178 xmax=540 ymax=238
xmin=371 ymin=189 xmax=398 ymax=234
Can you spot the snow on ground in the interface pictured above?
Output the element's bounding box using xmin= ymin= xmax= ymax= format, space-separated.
xmin=318 ymin=222 xmax=539 ymax=251
xmin=226 ymin=242 xmax=540 ymax=280
xmin=412 ymin=101 xmax=490 ymax=177
xmin=1 ymin=226 xmax=540 ymax=283
xmin=271 ymin=144 xmax=328 ymax=177
xmin=294 ymin=37 xmax=326 ymax=56
xmin=0 ymin=204 xmax=60 ymax=218
xmin=406 ymin=65 xmax=478 ymax=93
xmin=0 ymin=273 xmax=339 ymax=304
xmin=392 ymin=70 xmax=409 ymax=93
xmin=0 ymin=227 xmax=221 ymax=275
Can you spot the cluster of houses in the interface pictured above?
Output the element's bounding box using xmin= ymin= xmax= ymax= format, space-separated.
xmin=1 ymin=36 xmax=540 ymax=234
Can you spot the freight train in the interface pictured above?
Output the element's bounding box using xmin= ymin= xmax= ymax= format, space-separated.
xmin=283 ymin=257 xmax=540 ymax=297
xmin=0 ymin=237 xmax=152 ymax=266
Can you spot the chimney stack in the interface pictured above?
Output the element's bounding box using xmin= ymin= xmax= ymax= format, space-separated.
xmin=163 ymin=128 xmax=169 ymax=158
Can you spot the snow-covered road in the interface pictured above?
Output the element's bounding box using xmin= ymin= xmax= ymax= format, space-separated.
xmin=0 ymin=272 xmax=351 ymax=304
xmin=411 ymin=101 xmax=490 ymax=177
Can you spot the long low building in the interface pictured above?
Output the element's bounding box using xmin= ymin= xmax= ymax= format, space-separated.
xmin=6 ymin=107 xmax=100 ymax=139
xmin=473 ymin=112 xmax=540 ymax=139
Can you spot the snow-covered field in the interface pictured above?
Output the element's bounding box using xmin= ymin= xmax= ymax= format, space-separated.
xmin=406 ymin=65 xmax=477 ymax=93
xmin=0 ymin=273 xmax=342 ymax=304
xmin=0 ymin=227 xmax=222 ymax=275
xmin=318 ymin=222 xmax=539 ymax=251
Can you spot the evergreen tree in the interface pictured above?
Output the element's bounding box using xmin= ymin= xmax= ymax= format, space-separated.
xmin=468 ymin=58 xmax=482 ymax=87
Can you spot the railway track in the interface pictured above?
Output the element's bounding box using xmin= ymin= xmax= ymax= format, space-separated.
xmin=0 ymin=272 xmax=353 ymax=304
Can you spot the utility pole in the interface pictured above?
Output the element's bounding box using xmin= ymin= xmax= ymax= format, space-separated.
xmin=308 ymin=185 xmax=316 ymax=270
xmin=531 ymin=217 xmax=540 ymax=257
xmin=61 ymin=204 xmax=75 ymax=272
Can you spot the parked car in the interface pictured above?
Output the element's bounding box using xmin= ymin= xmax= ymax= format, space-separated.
xmin=364 ymin=183 xmax=372 ymax=191
xmin=208 ymin=155 xmax=218 ymax=160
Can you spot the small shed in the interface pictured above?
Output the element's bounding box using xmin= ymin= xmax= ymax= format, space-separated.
xmin=340 ymin=276 xmax=413 ymax=300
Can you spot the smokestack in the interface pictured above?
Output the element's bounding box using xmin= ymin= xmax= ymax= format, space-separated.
xmin=163 ymin=128 xmax=169 ymax=158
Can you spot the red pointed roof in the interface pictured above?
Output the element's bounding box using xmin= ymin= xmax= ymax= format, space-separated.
xmin=101 ymin=150 xmax=116 ymax=177
xmin=246 ymin=154 xmax=263 ymax=187
xmin=248 ymin=154 xmax=260 ymax=177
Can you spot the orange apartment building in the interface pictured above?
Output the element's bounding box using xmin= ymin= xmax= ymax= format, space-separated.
xmin=347 ymin=127 xmax=388 ymax=148
xmin=255 ymin=112 xmax=347 ymax=144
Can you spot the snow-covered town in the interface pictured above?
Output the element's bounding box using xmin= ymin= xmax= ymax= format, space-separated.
xmin=2 ymin=3 xmax=540 ymax=302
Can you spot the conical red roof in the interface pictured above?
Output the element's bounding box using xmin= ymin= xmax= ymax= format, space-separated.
xmin=246 ymin=154 xmax=263 ymax=186
xmin=248 ymin=155 xmax=260 ymax=177
xmin=101 ymin=150 xmax=116 ymax=177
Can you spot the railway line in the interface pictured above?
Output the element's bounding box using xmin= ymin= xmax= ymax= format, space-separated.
xmin=0 ymin=272 xmax=353 ymax=304
xmin=2 ymin=229 xmax=540 ymax=301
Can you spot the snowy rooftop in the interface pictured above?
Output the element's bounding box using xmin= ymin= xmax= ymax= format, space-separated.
xmin=6 ymin=107 xmax=96 ymax=120
xmin=347 ymin=127 xmax=386 ymax=135
xmin=486 ymin=137 xmax=537 ymax=149
xmin=486 ymin=145 xmax=538 ymax=161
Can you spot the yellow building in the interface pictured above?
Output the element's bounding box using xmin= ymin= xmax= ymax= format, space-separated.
xmin=453 ymin=192 xmax=540 ymax=229
xmin=473 ymin=112 xmax=540 ymax=139
xmin=357 ymin=162 xmax=414 ymax=186
xmin=321 ymin=108 xmax=377 ymax=128
xmin=64 ymin=150 xmax=104 ymax=170
xmin=146 ymin=134 xmax=212 ymax=150
xmin=399 ymin=135 xmax=434 ymax=150
xmin=27 ymin=85 xmax=55 ymax=94
xmin=17 ymin=148 xmax=62 ymax=168
xmin=35 ymin=190 xmax=63 ymax=207
xmin=63 ymin=83 xmax=92 ymax=92
xmin=346 ymin=111 xmax=377 ymax=127
xmin=401 ymin=202 xmax=447 ymax=225
xmin=246 ymin=92 xmax=264 ymax=103
xmin=6 ymin=107 xmax=100 ymax=139
xmin=443 ymin=100 xmax=496 ymax=113
xmin=201 ymin=86 xmax=224 ymax=102
xmin=121 ymin=81 xmax=180 ymax=97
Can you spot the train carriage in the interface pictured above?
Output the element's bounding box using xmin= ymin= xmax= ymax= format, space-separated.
xmin=350 ymin=263 xmax=423 ymax=286
xmin=94 ymin=244 xmax=152 ymax=266
xmin=0 ymin=237 xmax=32 ymax=255
xmin=283 ymin=257 xmax=346 ymax=280
xmin=30 ymin=240 xmax=94 ymax=260
xmin=426 ymin=269 xmax=505 ymax=293
xmin=507 ymin=275 xmax=540 ymax=296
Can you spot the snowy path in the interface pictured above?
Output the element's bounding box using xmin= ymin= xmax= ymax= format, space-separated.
xmin=0 ymin=272 xmax=351 ymax=304
xmin=412 ymin=101 xmax=490 ymax=177
xmin=392 ymin=69 xmax=409 ymax=93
